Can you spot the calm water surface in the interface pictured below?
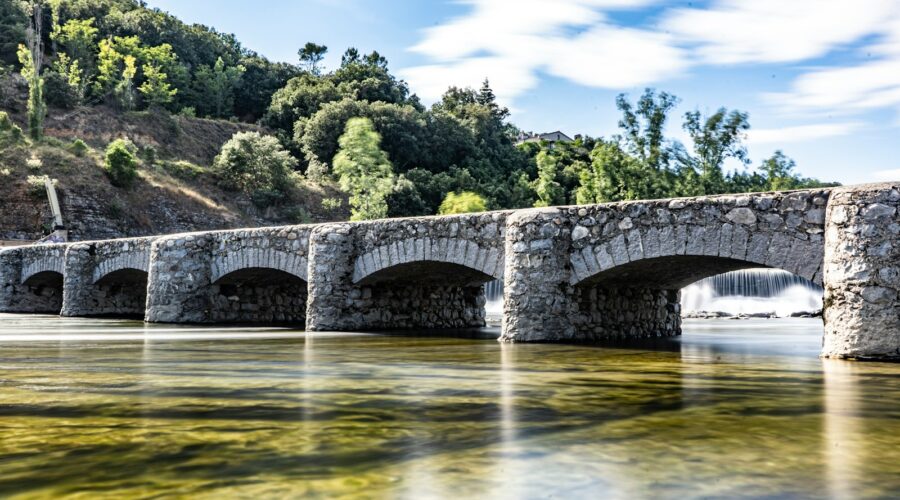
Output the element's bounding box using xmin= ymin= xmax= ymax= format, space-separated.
xmin=1 ymin=314 xmax=900 ymax=499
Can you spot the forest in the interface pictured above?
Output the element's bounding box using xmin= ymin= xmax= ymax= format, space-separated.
xmin=0 ymin=0 xmax=838 ymax=222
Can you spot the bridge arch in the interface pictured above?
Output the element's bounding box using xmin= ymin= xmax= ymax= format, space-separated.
xmin=306 ymin=213 xmax=509 ymax=331
xmin=208 ymin=266 xmax=308 ymax=324
xmin=211 ymin=248 xmax=308 ymax=284
xmin=562 ymin=193 xmax=827 ymax=340
xmin=353 ymin=237 xmax=503 ymax=285
xmin=501 ymin=191 xmax=832 ymax=343
xmin=21 ymin=259 xmax=65 ymax=285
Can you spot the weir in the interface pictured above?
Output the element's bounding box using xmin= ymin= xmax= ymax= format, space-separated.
xmin=0 ymin=183 xmax=898 ymax=360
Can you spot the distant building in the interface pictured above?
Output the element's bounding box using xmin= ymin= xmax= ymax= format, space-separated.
xmin=515 ymin=130 xmax=574 ymax=146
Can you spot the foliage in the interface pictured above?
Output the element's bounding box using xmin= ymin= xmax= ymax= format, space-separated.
xmin=18 ymin=41 xmax=45 ymax=141
xmin=321 ymin=197 xmax=342 ymax=211
xmin=160 ymin=159 xmax=206 ymax=180
xmin=616 ymin=89 xmax=678 ymax=171
xmin=386 ymin=175 xmax=427 ymax=217
xmin=298 ymin=42 xmax=327 ymax=75
xmin=25 ymin=174 xmax=49 ymax=198
xmin=332 ymin=117 xmax=395 ymax=220
xmin=439 ymin=191 xmax=487 ymax=215
xmin=46 ymin=52 xmax=85 ymax=107
xmin=676 ymin=108 xmax=751 ymax=196
xmin=138 ymin=63 xmax=176 ymax=108
xmin=104 ymin=138 xmax=138 ymax=187
xmin=25 ymin=153 xmax=42 ymax=170
xmin=0 ymin=0 xmax=26 ymax=66
xmin=532 ymin=150 xmax=564 ymax=207
xmin=68 ymin=138 xmax=88 ymax=156
xmin=192 ymin=57 xmax=244 ymax=118
xmin=213 ymin=132 xmax=297 ymax=204
xmin=233 ymin=58 xmax=295 ymax=121
xmin=516 ymin=89 xmax=838 ymax=204
xmin=0 ymin=110 xmax=24 ymax=144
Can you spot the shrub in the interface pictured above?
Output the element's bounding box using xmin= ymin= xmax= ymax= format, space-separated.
xmin=438 ymin=191 xmax=487 ymax=215
xmin=321 ymin=197 xmax=343 ymax=211
xmin=179 ymin=106 xmax=196 ymax=118
xmin=0 ymin=111 xmax=23 ymax=143
xmin=43 ymin=71 xmax=78 ymax=109
xmin=213 ymin=131 xmax=297 ymax=205
xmin=69 ymin=138 xmax=89 ymax=157
xmin=161 ymin=160 xmax=205 ymax=180
xmin=141 ymin=145 xmax=157 ymax=165
xmin=25 ymin=175 xmax=51 ymax=198
xmin=284 ymin=205 xmax=312 ymax=224
xmin=104 ymin=139 xmax=138 ymax=188
xmin=25 ymin=154 xmax=42 ymax=170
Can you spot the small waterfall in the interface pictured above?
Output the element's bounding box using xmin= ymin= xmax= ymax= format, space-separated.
xmin=485 ymin=279 xmax=504 ymax=318
xmin=681 ymin=268 xmax=823 ymax=317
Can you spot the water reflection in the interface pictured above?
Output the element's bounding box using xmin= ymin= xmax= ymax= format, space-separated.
xmin=1 ymin=314 xmax=900 ymax=498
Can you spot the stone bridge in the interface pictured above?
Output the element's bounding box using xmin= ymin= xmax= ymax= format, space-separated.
xmin=0 ymin=183 xmax=897 ymax=360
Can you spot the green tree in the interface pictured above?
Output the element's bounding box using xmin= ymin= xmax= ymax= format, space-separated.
xmin=114 ymin=54 xmax=137 ymax=110
xmin=439 ymin=191 xmax=487 ymax=214
xmin=297 ymin=99 xmax=428 ymax=178
xmin=678 ymin=108 xmax=750 ymax=196
xmin=332 ymin=117 xmax=395 ymax=220
xmin=532 ymin=150 xmax=564 ymax=207
xmin=138 ymin=63 xmax=176 ymax=108
xmin=104 ymin=138 xmax=138 ymax=188
xmin=759 ymin=151 xmax=802 ymax=191
xmin=51 ymin=17 xmax=97 ymax=94
xmin=213 ymin=132 xmax=297 ymax=205
xmin=385 ymin=175 xmax=428 ymax=217
xmin=18 ymin=1 xmax=45 ymax=141
xmin=616 ymin=88 xmax=678 ymax=171
xmin=192 ymin=56 xmax=244 ymax=117
xmin=298 ymin=42 xmax=327 ymax=75
xmin=576 ymin=139 xmax=670 ymax=203
xmin=264 ymin=72 xmax=340 ymax=134
xmin=232 ymin=55 xmax=298 ymax=121
xmin=47 ymin=52 xmax=85 ymax=106
xmin=0 ymin=0 xmax=26 ymax=66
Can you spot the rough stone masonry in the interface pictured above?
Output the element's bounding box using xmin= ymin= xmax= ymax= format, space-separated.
xmin=0 ymin=183 xmax=898 ymax=360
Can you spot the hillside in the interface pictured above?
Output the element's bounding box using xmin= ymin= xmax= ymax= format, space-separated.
xmin=0 ymin=79 xmax=348 ymax=242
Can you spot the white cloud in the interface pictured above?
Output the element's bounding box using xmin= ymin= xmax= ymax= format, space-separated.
xmin=400 ymin=0 xmax=673 ymax=104
xmin=768 ymin=59 xmax=900 ymax=116
xmin=545 ymin=24 xmax=685 ymax=88
xmin=746 ymin=122 xmax=863 ymax=146
xmin=402 ymin=0 xmax=900 ymax=122
xmin=663 ymin=0 xmax=896 ymax=64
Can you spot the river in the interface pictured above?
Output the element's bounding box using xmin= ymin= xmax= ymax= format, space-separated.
xmin=1 ymin=314 xmax=900 ymax=498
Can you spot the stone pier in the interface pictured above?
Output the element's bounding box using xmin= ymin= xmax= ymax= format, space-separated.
xmin=822 ymin=184 xmax=900 ymax=359
xmin=1 ymin=183 xmax=898 ymax=360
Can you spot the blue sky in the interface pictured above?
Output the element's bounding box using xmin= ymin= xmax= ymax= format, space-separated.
xmin=145 ymin=0 xmax=900 ymax=185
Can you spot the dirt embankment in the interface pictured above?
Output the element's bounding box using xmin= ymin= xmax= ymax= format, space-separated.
xmin=0 ymin=97 xmax=348 ymax=242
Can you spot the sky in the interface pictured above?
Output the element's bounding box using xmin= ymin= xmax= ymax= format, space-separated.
xmin=144 ymin=0 xmax=900 ymax=185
